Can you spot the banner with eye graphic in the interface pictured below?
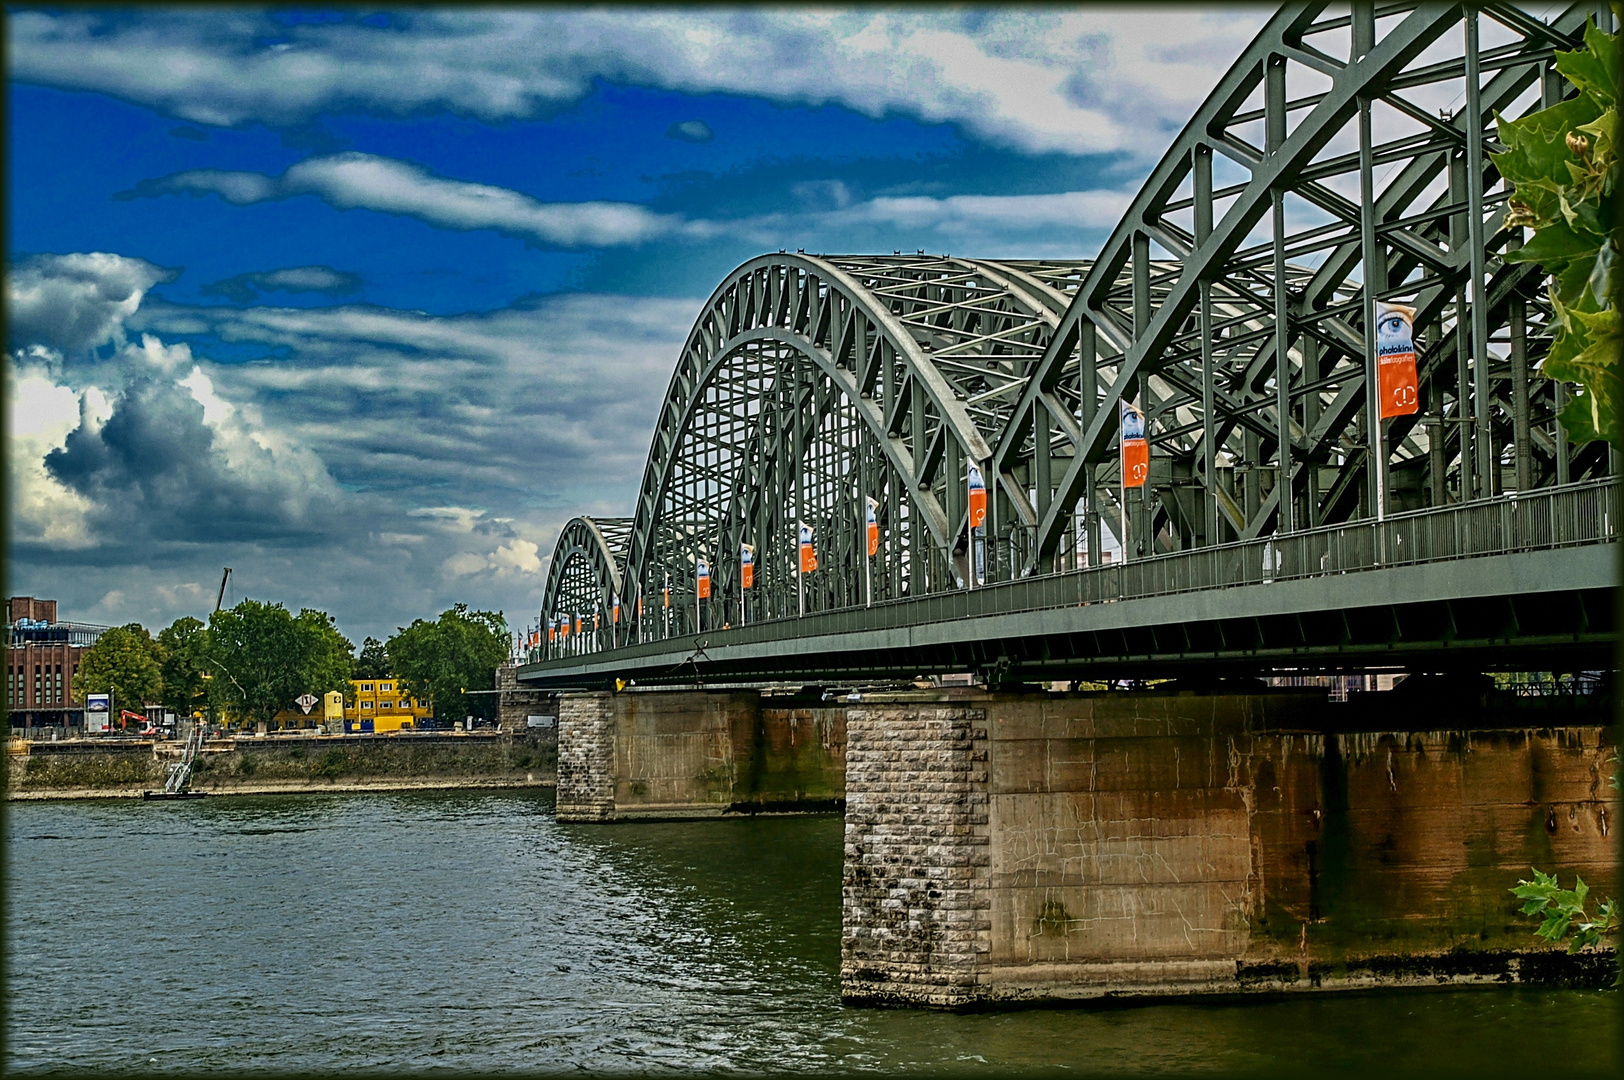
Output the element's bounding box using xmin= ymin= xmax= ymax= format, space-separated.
xmin=1119 ymin=400 xmax=1149 ymax=487
xmin=1375 ymin=301 xmax=1420 ymax=419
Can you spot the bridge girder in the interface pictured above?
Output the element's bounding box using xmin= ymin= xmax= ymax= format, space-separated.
xmin=535 ymin=1 xmax=1608 ymax=665
xmin=1013 ymin=1 xmax=1600 ymax=564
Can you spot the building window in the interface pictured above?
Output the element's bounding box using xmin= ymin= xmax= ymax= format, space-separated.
xmin=381 ymin=683 xmax=392 ymax=692
xmin=361 ymin=683 xmax=373 ymax=692
xmin=362 ymin=701 xmax=372 ymax=710
xmin=380 ymin=700 xmax=391 ymax=709
xmin=35 ymin=666 xmax=41 ymax=706
xmin=54 ymin=666 xmax=62 ymax=704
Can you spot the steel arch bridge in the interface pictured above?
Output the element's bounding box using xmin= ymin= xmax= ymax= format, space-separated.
xmin=531 ymin=1 xmax=1617 ymax=679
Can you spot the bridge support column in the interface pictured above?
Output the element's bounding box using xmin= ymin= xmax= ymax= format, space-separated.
xmin=841 ymin=703 xmax=993 ymax=1006
xmin=841 ymin=689 xmax=1618 ymax=1008
xmin=556 ymin=692 xmax=616 ymax=822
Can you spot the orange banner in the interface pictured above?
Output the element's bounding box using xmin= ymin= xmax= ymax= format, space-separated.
xmin=1120 ymin=400 xmax=1149 ymax=488
xmin=967 ymin=462 xmax=988 ymax=528
xmin=697 ymin=558 xmax=711 ymax=599
xmin=865 ymin=497 xmax=879 ymax=556
xmin=799 ymin=522 xmax=818 ymax=573
xmin=741 ymin=544 xmax=754 ymax=589
xmin=1375 ymin=301 xmax=1420 ymax=419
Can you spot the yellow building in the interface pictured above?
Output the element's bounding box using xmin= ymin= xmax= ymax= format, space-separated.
xmin=345 ymin=677 xmax=433 ymax=733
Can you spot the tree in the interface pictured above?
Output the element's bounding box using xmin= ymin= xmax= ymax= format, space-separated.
xmin=1493 ymin=17 xmax=1621 ymax=447
xmin=72 ymin=624 xmax=163 ymax=728
xmin=156 ymin=616 xmax=212 ymax=719
xmin=297 ymin=608 xmax=357 ymax=711
xmin=206 ymin=599 xmax=355 ymax=728
xmin=355 ymin=636 xmax=390 ymax=680
xmin=386 ymin=604 xmax=509 ymax=723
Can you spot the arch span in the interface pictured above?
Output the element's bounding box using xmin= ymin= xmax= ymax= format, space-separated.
xmin=540 ymin=516 xmax=631 ymax=656
xmin=537 ymin=1 xmax=1604 ymax=661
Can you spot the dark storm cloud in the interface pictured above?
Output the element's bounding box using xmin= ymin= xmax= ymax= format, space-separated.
xmin=200 ymin=265 xmax=363 ymax=305
xmin=44 ymin=374 xmax=344 ymax=545
xmin=6 ymin=252 xmax=178 ymax=355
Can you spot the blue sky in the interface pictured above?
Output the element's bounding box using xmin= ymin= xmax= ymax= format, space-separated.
xmin=7 ymin=6 xmax=1268 ymax=646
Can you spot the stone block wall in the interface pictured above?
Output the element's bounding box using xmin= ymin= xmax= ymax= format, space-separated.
xmin=556 ymin=692 xmax=616 ymax=822
xmin=841 ymin=703 xmax=991 ymax=1007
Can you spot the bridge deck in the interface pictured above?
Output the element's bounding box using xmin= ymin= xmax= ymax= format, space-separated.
xmin=519 ymin=479 xmax=1619 ymax=689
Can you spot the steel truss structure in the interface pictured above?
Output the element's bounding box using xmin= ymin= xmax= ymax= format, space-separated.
xmin=538 ymin=1 xmax=1613 ymax=663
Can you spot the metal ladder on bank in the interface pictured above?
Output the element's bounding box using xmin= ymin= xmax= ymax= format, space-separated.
xmin=165 ymin=723 xmax=203 ymax=793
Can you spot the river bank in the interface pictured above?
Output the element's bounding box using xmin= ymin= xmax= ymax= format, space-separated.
xmin=5 ymin=731 xmax=556 ymax=801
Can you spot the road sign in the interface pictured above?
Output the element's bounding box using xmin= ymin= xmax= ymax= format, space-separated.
xmin=295 ymin=693 xmax=318 ymax=714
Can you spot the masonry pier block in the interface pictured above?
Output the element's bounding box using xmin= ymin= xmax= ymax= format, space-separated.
xmin=840 ymin=689 xmax=1618 ymax=1007
xmin=554 ymin=689 xmax=845 ymax=822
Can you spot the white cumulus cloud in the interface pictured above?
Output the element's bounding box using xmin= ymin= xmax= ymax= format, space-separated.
xmin=10 ymin=8 xmax=1271 ymax=157
xmin=127 ymin=152 xmax=688 ymax=248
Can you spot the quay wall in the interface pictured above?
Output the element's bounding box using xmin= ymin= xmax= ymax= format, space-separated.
xmin=6 ymin=732 xmax=556 ymax=800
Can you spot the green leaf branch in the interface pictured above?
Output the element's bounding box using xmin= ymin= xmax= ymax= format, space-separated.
xmin=1492 ymin=15 xmax=1622 ymax=447
xmin=1511 ymin=869 xmax=1620 ymax=955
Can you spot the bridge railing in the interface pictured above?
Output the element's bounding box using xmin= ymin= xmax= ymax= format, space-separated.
xmin=530 ymin=478 xmax=1618 ymax=663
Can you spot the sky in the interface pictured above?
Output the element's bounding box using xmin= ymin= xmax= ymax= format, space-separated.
xmin=6 ymin=5 xmax=1273 ymax=649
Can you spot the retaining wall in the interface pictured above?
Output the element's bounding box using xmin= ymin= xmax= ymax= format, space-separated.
xmin=6 ymin=732 xmax=556 ymax=799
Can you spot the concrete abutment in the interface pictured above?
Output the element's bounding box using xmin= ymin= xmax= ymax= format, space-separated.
xmin=552 ymin=686 xmax=1617 ymax=1003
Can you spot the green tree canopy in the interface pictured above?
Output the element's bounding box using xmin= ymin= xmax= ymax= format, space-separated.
xmin=206 ymin=600 xmax=355 ymax=727
xmin=156 ymin=616 xmax=212 ymax=719
xmin=386 ymin=604 xmax=509 ymax=722
xmin=72 ymin=623 xmax=163 ymax=723
xmin=355 ymin=636 xmax=389 ymax=680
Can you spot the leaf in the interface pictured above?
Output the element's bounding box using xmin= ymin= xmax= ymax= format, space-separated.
xmin=1553 ymin=253 xmax=1603 ymax=309
xmin=1501 ymin=219 xmax=1600 ymax=270
xmin=1558 ymin=188 xmax=1611 ymax=243
xmin=1577 ymin=106 xmax=1619 ymax=165
xmin=1553 ymin=20 xmax=1622 ymax=109
xmin=1589 ymin=238 xmax=1617 ymax=307
xmin=1558 ymin=390 xmax=1612 ymax=445
xmin=1494 ymin=98 xmax=1605 ymax=186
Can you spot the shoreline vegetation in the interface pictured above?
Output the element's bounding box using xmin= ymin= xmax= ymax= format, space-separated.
xmin=5 ymin=730 xmax=557 ymax=801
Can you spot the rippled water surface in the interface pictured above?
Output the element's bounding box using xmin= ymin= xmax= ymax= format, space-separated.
xmin=5 ymin=791 xmax=1619 ymax=1073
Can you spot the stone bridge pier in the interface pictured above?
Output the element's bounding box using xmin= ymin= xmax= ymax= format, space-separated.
xmin=553 ymin=685 xmax=1617 ymax=1005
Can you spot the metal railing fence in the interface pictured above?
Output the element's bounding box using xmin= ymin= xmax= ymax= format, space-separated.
xmin=528 ymin=478 xmax=1618 ymax=665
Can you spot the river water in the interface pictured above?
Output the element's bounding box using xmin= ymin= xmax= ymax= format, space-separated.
xmin=5 ymin=791 xmax=1618 ymax=1074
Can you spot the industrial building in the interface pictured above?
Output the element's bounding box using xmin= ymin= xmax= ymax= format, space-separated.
xmin=5 ymin=597 xmax=108 ymax=731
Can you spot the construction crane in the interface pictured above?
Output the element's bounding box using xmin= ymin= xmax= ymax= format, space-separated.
xmin=214 ymin=567 xmax=232 ymax=613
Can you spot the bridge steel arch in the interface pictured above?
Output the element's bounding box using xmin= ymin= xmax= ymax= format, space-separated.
xmin=1005 ymin=1 xmax=1603 ymax=567
xmin=535 ymin=1 xmax=1608 ymax=665
xmin=616 ymin=254 xmax=1108 ymax=645
xmin=540 ymin=516 xmax=631 ymax=657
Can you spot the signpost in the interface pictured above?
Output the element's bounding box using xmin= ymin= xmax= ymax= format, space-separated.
xmin=85 ymin=693 xmax=111 ymax=734
xmin=295 ymin=693 xmax=318 ymax=715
